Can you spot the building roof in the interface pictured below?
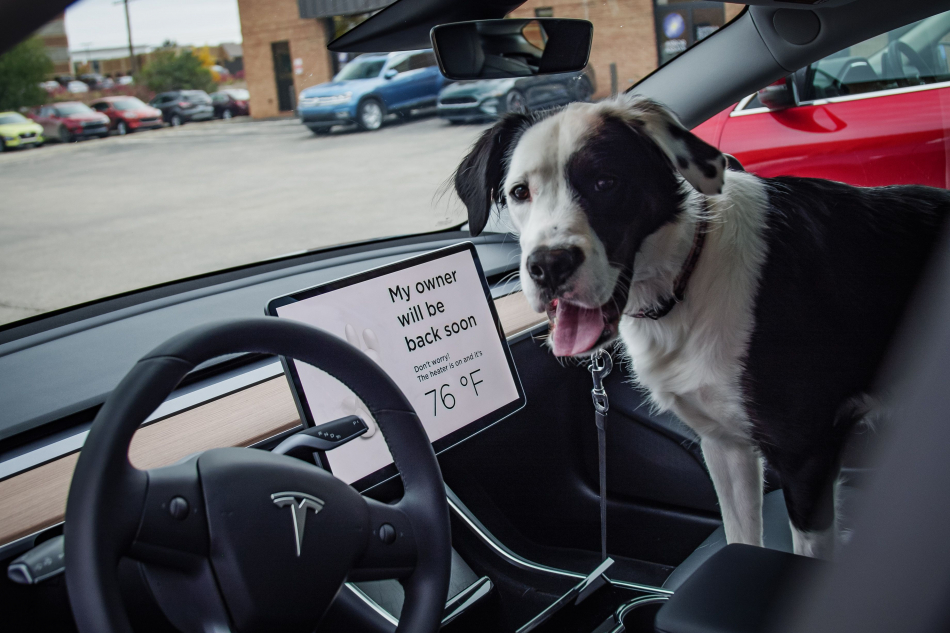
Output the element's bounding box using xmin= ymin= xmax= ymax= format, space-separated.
xmin=70 ymin=45 xmax=154 ymax=63
xmin=297 ymin=0 xmax=395 ymax=20
xmin=220 ymin=42 xmax=243 ymax=59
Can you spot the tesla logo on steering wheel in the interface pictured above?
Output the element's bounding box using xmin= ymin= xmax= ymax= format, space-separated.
xmin=271 ymin=492 xmax=325 ymax=556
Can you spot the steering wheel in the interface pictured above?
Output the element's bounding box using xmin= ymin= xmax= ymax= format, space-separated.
xmin=64 ymin=318 xmax=451 ymax=633
xmin=885 ymin=40 xmax=933 ymax=85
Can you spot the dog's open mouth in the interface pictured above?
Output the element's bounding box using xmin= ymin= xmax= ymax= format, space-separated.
xmin=546 ymin=285 xmax=627 ymax=357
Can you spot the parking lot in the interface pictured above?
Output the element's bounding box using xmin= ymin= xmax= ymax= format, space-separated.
xmin=0 ymin=115 xmax=490 ymax=326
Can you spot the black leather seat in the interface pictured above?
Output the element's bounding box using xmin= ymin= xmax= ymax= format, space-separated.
xmin=663 ymin=489 xmax=793 ymax=590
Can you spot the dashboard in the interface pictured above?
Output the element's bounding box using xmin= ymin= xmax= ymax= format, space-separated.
xmin=0 ymin=232 xmax=539 ymax=553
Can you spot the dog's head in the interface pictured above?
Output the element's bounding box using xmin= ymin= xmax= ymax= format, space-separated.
xmin=455 ymin=96 xmax=726 ymax=357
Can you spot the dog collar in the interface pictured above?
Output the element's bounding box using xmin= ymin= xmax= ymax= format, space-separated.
xmin=631 ymin=200 xmax=709 ymax=321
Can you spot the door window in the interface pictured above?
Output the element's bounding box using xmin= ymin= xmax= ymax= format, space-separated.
xmin=739 ymin=11 xmax=950 ymax=111
xmin=389 ymin=56 xmax=412 ymax=74
xmin=409 ymin=52 xmax=436 ymax=71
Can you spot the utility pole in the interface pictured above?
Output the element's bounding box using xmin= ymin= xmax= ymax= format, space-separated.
xmin=122 ymin=0 xmax=136 ymax=74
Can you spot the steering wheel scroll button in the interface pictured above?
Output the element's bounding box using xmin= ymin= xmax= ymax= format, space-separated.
xmin=169 ymin=496 xmax=189 ymax=520
xmin=378 ymin=523 xmax=397 ymax=544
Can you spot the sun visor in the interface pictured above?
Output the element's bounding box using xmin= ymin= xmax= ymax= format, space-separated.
xmin=328 ymin=0 xmax=527 ymax=52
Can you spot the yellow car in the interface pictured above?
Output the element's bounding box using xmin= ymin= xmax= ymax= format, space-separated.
xmin=0 ymin=111 xmax=44 ymax=151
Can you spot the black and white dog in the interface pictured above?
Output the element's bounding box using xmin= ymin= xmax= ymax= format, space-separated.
xmin=454 ymin=94 xmax=950 ymax=558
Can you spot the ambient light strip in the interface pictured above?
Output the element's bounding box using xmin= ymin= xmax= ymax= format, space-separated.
xmin=0 ymin=292 xmax=546 ymax=547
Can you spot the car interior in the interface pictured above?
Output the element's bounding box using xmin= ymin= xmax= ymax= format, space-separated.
xmin=2 ymin=0 xmax=950 ymax=632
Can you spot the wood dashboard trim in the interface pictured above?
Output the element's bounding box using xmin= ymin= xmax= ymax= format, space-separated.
xmin=0 ymin=292 xmax=545 ymax=546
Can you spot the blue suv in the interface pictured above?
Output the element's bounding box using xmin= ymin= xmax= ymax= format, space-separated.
xmin=298 ymin=50 xmax=445 ymax=133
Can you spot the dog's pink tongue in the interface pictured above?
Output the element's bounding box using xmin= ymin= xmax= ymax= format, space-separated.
xmin=553 ymin=301 xmax=604 ymax=357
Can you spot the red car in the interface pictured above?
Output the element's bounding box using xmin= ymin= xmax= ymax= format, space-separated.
xmin=28 ymin=102 xmax=110 ymax=143
xmin=211 ymin=89 xmax=250 ymax=119
xmin=693 ymin=11 xmax=950 ymax=190
xmin=89 ymin=96 xmax=164 ymax=135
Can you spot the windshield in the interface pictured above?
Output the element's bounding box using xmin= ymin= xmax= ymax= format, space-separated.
xmin=0 ymin=1 xmax=740 ymax=327
xmin=54 ymin=103 xmax=94 ymax=115
xmin=0 ymin=113 xmax=29 ymax=124
xmin=334 ymin=58 xmax=385 ymax=81
xmin=109 ymin=97 xmax=148 ymax=110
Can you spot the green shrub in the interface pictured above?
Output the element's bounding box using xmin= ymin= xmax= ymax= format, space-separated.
xmin=138 ymin=50 xmax=216 ymax=94
xmin=0 ymin=37 xmax=54 ymax=111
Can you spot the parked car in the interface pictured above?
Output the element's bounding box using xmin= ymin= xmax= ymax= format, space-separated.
xmin=38 ymin=80 xmax=60 ymax=93
xmin=116 ymin=75 xmax=134 ymax=86
xmin=436 ymin=68 xmax=596 ymax=123
xmin=692 ymin=10 xmax=950 ymax=189
xmin=149 ymin=90 xmax=215 ymax=126
xmin=0 ymin=111 xmax=44 ymax=151
xmin=66 ymin=80 xmax=89 ymax=94
xmin=28 ymin=102 xmax=110 ymax=142
xmin=78 ymin=73 xmax=106 ymax=90
xmin=90 ymin=96 xmax=164 ymax=135
xmin=211 ymin=89 xmax=250 ymax=119
xmin=297 ymin=50 xmax=445 ymax=133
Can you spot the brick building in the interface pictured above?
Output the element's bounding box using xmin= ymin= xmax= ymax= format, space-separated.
xmin=36 ymin=14 xmax=71 ymax=76
xmin=235 ymin=0 xmax=743 ymax=118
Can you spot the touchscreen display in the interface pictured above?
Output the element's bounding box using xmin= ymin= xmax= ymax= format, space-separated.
xmin=268 ymin=243 xmax=525 ymax=489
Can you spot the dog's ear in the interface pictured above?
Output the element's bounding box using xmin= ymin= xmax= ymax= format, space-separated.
xmin=455 ymin=114 xmax=530 ymax=236
xmin=611 ymin=96 xmax=727 ymax=196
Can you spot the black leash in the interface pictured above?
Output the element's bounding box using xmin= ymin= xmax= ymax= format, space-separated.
xmin=588 ymin=349 xmax=612 ymax=562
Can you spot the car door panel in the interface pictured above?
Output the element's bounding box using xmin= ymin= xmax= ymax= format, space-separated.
xmin=719 ymin=87 xmax=950 ymax=188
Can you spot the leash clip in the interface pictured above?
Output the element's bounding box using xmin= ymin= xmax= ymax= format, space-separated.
xmin=589 ymin=350 xmax=613 ymax=415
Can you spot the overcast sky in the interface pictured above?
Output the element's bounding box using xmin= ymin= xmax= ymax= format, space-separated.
xmin=65 ymin=0 xmax=243 ymax=51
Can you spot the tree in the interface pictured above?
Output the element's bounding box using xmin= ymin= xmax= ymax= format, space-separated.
xmin=0 ymin=37 xmax=54 ymax=111
xmin=138 ymin=49 xmax=216 ymax=93
xmin=194 ymin=46 xmax=222 ymax=82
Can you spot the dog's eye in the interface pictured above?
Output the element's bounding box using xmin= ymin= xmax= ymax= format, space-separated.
xmin=510 ymin=185 xmax=530 ymax=202
xmin=594 ymin=177 xmax=617 ymax=193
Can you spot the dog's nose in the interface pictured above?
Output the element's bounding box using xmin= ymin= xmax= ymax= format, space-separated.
xmin=526 ymin=247 xmax=585 ymax=292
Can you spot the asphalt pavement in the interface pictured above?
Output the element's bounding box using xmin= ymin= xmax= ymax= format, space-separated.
xmin=0 ymin=114 xmax=491 ymax=326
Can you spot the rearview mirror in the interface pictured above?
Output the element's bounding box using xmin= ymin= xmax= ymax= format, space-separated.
xmin=430 ymin=19 xmax=592 ymax=80
xmin=384 ymin=68 xmax=398 ymax=79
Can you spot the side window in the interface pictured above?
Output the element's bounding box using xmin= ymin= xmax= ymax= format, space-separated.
xmin=738 ymin=12 xmax=950 ymax=111
xmin=802 ymin=16 xmax=950 ymax=101
xmin=92 ymin=103 xmax=108 ymax=112
xmin=409 ymin=52 xmax=436 ymax=71
xmin=390 ymin=57 xmax=412 ymax=74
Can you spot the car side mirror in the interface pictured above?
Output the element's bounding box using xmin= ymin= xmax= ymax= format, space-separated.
xmin=757 ymin=76 xmax=799 ymax=110
xmin=431 ymin=18 xmax=592 ymax=80
xmin=384 ymin=69 xmax=398 ymax=80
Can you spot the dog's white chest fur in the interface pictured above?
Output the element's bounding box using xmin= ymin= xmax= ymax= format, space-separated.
xmin=618 ymin=171 xmax=770 ymax=442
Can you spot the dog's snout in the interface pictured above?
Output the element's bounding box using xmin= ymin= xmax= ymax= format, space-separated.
xmin=526 ymin=247 xmax=585 ymax=293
